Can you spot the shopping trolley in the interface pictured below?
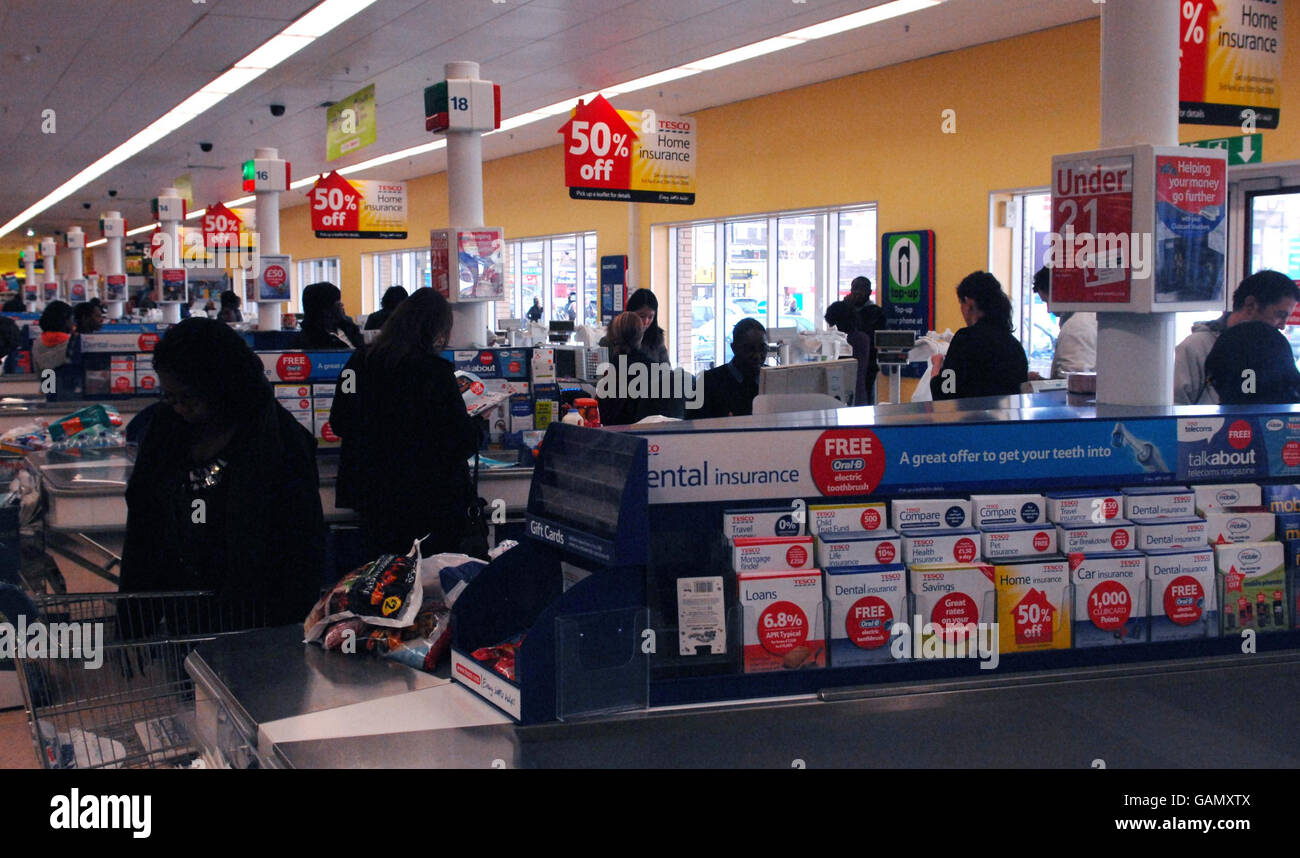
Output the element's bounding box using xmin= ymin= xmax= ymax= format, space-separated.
xmin=14 ymin=591 xmax=270 ymax=769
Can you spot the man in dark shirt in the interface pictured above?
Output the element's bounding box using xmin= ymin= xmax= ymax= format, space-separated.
xmin=294 ymin=282 xmax=364 ymax=350
xmin=691 ymin=318 xmax=767 ymax=419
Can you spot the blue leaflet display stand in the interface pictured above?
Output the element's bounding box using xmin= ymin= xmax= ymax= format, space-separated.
xmin=450 ymin=424 xmax=650 ymax=723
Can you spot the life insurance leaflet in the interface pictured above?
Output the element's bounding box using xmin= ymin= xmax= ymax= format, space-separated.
xmin=678 ymin=576 xmax=725 ymax=655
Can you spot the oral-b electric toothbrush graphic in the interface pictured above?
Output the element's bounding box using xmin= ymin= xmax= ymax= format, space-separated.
xmin=1111 ymin=423 xmax=1170 ymax=473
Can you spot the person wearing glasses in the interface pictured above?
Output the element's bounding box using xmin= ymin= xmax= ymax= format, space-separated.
xmin=120 ymin=318 xmax=325 ymax=625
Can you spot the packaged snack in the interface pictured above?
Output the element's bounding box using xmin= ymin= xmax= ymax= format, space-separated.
xmin=304 ymin=544 xmax=424 ymax=641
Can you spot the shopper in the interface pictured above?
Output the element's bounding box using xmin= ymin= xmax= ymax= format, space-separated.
xmin=693 ymin=318 xmax=768 ymax=419
xmin=597 ymin=311 xmax=685 ymax=425
xmin=1030 ymin=266 xmax=1096 ymax=379
xmin=329 ymin=289 xmax=482 ymax=557
xmin=599 ymin=288 xmax=670 ymax=364
xmin=526 ymin=297 xmax=543 ymax=323
xmin=1205 ymin=320 xmax=1300 ymax=405
xmin=295 ymin=281 xmax=364 ymax=350
xmin=119 ymin=318 xmax=325 ymax=625
xmin=847 ymin=276 xmax=886 ymax=342
xmin=73 ymin=301 xmax=104 ymax=334
xmin=218 ymin=290 xmax=243 ymax=324
xmin=364 ymin=286 xmax=408 ymax=330
xmin=825 ymin=300 xmax=874 ymax=405
xmin=931 ymin=271 xmax=1028 ymax=400
xmin=1174 ymin=270 xmax=1299 ymax=404
xmin=33 ymin=300 xmax=82 ymax=399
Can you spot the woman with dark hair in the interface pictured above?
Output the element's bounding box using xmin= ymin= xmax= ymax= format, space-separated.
xmin=596 ymin=311 xmax=685 ymax=425
xmin=295 ymin=282 xmax=363 ymax=350
xmin=120 ymin=318 xmax=325 ymax=625
xmin=329 ymin=289 xmax=482 ymax=557
xmin=599 ymin=288 xmax=669 ymax=364
xmin=33 ymin=300 xmax=82 ymax=400
xmin=218 ymin=290 xmax=242 ymax=324
xmin=364 ymin=286 xmax=408 ymax=330
xmin=930 ymin=271 xmax=1028 ymax=401
xmin=825 ymin=300 xmax=873 ymax=405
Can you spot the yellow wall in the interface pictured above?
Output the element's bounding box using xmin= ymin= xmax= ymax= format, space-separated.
xmin=8 ymin=15 xmax=1280 ymax=343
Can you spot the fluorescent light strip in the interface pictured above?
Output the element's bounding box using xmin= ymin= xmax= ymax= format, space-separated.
xmin=0 ymin=0 xmax=379 ymax=239
xmin=127 ymin=222 xmax=159 ymax=236
xmin=87 ymin=238 xmax=107 ymax=248
xmin=341 ymin=0 xmax=940 ymax=181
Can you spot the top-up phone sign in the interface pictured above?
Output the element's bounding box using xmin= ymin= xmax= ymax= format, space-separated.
xmin=880 ymin=230 xmax=935 ymax=346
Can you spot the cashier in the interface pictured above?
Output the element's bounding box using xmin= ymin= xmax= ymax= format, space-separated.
xmin=930 ymin=271 xmax=1028 ymax=400
xmin=120 ymin=318 xmax=325 ymax=625
xmin=295 ymin=282 xmax=364 ymax=350
xmin=691 ymin=318 xmax=767 ymax=419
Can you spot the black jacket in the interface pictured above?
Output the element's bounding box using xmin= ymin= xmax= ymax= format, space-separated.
xmin=120 ymin=399 xmax=325 ymax=626
xmin=329 ymin=349 xmax=480 ymax=556
xmin=931 ymin=318 xmax=1028 ymax=400
xmin=692 ymin=360 xmax=759 ymax=419
xmin=596 ymin=349 xmax=685 ymax=425
xmin=294 ymin=320 xmax=364 ymax=350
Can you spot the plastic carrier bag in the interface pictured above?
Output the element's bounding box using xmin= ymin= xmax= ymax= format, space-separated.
xmin=303 ymin=539 xmax=425 ymax=643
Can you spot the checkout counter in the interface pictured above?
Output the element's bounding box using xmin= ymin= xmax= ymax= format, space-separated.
xmin=181 ymin=394 xmax=1300 ymax=768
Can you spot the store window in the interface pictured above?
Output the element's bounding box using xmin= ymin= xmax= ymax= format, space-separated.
xmin=495 ymin=231 xmax=596 ymax=326
xmin=296 ymin=257 xmax=340 ymax=311
xmin=370 ymin=249 xmax=430 ymax=310
xmin=1246 ymin=187 xmax=1300 ymax=360
xmin=669 ymin=205 xmax=876 ymax=372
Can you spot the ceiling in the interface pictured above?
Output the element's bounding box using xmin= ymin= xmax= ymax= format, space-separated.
xmin=0 ymin=0 xmax=1102 ymax=253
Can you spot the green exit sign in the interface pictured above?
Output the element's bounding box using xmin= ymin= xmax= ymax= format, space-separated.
xmin=1187 ymin=134 xmax=1262 ymax=165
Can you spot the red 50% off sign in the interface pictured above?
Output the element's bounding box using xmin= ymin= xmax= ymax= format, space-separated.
xmin=560 ymin=95 xmax=636 ymax=195
xmin=310 ymin=172 xmax=361 ymax=233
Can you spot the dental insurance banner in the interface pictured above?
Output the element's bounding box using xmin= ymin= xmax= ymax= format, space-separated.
xmin=1179 ymin=0 xmax=1283 ymax=129
xmin=637 ymin=411 xmax=1300 ymax=504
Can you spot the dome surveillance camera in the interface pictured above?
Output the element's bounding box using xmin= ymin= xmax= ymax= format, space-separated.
xmin=270 ymin=103 xmax=286 ymax=117
xmin=107 ymin=189 xmax=117 ymax=197
xmin=199 ymin=141 xmax=213 ymax=152
xmin=82 ymin=202 xmax=91 ymax=209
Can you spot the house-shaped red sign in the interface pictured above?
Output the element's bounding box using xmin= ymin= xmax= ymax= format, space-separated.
xmin=310 ymin=172 xmax=364 ymax=234
xmin=558 ymin=94 xmax=638 ymax=192
xmin=1014 ymin=588 xmax=1056 ymax=646
xmin=202 ymin=202 xmax=243 ymax=248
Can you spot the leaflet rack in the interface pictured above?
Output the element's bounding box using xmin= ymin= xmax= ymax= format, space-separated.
xmin=450 ymin=423 xmax=650 ymax=723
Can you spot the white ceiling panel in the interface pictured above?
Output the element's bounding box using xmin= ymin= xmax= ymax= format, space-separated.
xmin=2 ymin=0 xmax=1105 ymax=247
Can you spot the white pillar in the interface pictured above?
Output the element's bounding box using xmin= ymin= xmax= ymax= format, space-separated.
xmin=627 ymin=204 xmax=640 ymax=295
xmin=1095 ymin=0 xmax=1180 ymax=406
xmin=159 ymin=187 xmax=183 ymax=324
xmin=23 ymin=245 xmax=37 ymax=312
xmin=40 ymin=237 xmax=57 ymax=308
xmin=65 ymin=227 xmax=85 ymax=284
xmin=254 ymin=147 xmax=284 ymax=333
xmin=445 ymin=62 xmax=490 ymax=348
xmin=102 ymin=211 xmax=126 ymax=319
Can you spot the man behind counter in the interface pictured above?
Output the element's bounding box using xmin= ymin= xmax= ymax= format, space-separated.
xmin=691 ymin=318 xmax=768 ymax=419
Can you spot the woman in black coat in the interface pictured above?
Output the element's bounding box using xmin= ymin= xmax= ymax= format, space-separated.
xmin=329 ymin=288 xmax=482 ymax=558
xmin=120 ymin=319 xmax=325 ymax=626
xmin=931 ymin=271 xmax=1028 ymax=400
